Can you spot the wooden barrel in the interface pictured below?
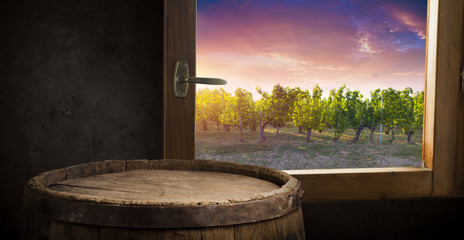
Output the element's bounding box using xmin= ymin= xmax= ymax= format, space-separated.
xmin=21 ymin=159 xmax=305 ymax=240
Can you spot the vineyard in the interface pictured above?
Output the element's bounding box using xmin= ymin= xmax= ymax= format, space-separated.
xmin=196 ymin=84 xmax=424 ymax=170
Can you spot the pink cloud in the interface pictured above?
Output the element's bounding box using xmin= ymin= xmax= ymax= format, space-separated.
xmin=197 ymin=0 xmax=426 ymax=98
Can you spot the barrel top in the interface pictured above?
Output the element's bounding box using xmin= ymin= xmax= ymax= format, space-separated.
xmin=49 ymin=169 xmax=280 ymax=205
xmin=24 ymin=159 xmax=303 ymax=228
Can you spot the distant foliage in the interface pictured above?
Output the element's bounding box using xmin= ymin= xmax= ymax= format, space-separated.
xmin=292 ymin=85 xmax=324 ymax=142
xmin=196 ymin=88 xmax=229 ymax=131
xmin=196 ymin=84 xmax=424 ymax=144
xmin=219 ymin=88 xmax=256 ymax=141
xmin=325 ymin=85 xmax=348 ymax=141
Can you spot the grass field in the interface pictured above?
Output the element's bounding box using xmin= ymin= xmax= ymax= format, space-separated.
xmin=195 ymin=122 xmax=423 ymax=170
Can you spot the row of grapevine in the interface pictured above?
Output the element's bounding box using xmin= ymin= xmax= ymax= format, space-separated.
xmin=196 ymin=84 xmax=424 ymax=144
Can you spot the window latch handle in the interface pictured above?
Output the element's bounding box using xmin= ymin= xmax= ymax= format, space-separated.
xmin=174 ymin=60 xmax=227 ymax=98
xmin=460 ymin=68 xmax=464 ymax=92
xmin=182 ymin=77 xmax=227 ymax=85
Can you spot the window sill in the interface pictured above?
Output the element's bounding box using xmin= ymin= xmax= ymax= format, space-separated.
xmin=284 ymin=167 xmax=432 ymax=202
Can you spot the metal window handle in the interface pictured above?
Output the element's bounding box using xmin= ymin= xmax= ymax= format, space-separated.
xmin=174 ymin=60 xmax=227 ymax=98
xmin=181 ymin=77 xmax=227 ymax=85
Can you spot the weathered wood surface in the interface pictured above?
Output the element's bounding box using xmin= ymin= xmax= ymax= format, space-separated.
xmin=163 ymin=0 xmax=196 ymax=159
xmin=422 ymin=0 xmax=438 ymax=170
xmin=458 ymin=2 xmax=464 ymax=197
xmin=21 ymin=159 xmax=305 ymax=239
xmin=286 ymin=167 xmax=432 ymax=201
xmin=50 ymin=170 xmax=279 ymax=204
xmin=22 ymin=208 xmax=305 ymax=240
xmin=430 ymin=0 xmax=464 ymax=196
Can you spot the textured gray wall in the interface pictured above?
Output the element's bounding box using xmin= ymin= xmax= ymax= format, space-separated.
xmin=0 ymin=0 xmax=164 ymax=237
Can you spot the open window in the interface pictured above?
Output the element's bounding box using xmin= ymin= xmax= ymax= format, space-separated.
xmin=196 ymin=0 xmax=426 ymax=170
xmin=163 ymin=0 xmax=464 ymax=201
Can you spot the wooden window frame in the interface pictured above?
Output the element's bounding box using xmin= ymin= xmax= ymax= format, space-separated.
xmin=163 ymin=0 xmax=464 ymax=202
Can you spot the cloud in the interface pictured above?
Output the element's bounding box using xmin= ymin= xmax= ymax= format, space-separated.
xmin=197 ymin=0 xmax=427 ymax=97
xmin=390 ymin=72 xmax=424 ymax=76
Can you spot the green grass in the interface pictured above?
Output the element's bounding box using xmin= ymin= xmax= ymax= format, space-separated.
xmin=196 ymin=121 xmax=423 ymax=170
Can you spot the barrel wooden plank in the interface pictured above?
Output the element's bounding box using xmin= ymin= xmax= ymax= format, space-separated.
xmin=275 ymin=208 xmax=306 ymax=239
xmin=234 ymin=217 xmax=278 ymax=240
xmin=23 ymin=213 xmax=67 ymax=240
xmin=22 ymin=211 xmax=41 ymax=240
xmin=233 ymin=209 xmax=305 ymax=240
xmin=98 ymin=227 xmax=130 ymax=240
xmin=70 ymin=224 xmax=99 ymax=240
xmin=201 ymin=226 xmax=235 ymax=240
xmin=130 ymin=229 xmax=202 ymax=240
xmin=45 ymin=219 xmax=70 ymax=240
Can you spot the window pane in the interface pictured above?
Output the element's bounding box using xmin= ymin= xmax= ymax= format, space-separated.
xmin=196 ymin=0 xmax=426 ymax=170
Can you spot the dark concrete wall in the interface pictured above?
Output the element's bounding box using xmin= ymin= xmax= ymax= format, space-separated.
xmin=302 ymin=198 xmax=464 ymax=240
xmin=0 ymin=0 xmax=164 ymax=237
xmin=1 ymin=1 xmax=463 ymax=239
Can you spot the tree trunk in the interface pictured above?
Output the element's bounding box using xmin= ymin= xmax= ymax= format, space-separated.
xmin=306 ymin=127 xmax=312 ymax=143
xmin=239 ymin=126 xmax=244 ymax=142
xmin=388 ymin=128 xmax=395 ymax=143
xmin=216 ymin=122 xmax=221 ymax=131
xmin=369 ymin=125 xmax=374 ymax=143
xmin=352 ymin=121 xmax=364 ymax=143
xmin=276 ymin=127 xmax=280 ymax=139
xmin=238 ymin=114 xmax=244 ymax=142
xmin=259 ymin=126 xmax=266 ymax=142
xmin=333 ymin=122 xmax=338 ymax=141
xmin=259 ymin=111 xmax=267 ymax=143
xmin=407 ymin=132 xmax=415 ymax=144
xmin=385 ymin=125 xmax=391 ymax=135
xmin=202 ymin=119 xmax=207 ymax=131
xmin=250 ymin=124 xmax=256 ymax=131
xmin=298 ymin=126 xmax=303 ymax=134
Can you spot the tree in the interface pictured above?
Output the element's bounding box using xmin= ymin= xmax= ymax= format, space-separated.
xmin=413 ymin=90 xmax=424 ymax=129
xmin=248 ymin=103 xmax=260 ymax=131
xmin=345 ymin=89 xmax=365 ymax=142
xmin=218 ymin=95 xmax=237 ymax=137
xmin=318 ymin=97 xmax=329 ymax=134
xmin=219 ymin=88 xmax=255 ymax=142
xmin=218 ymin=88 xmax=232 ymax=131
xmin=292 ymin=85 xmax=324 ymax=142
xmin=286 ymin=87 xmax=305 ymax=133
xmin=397 ymin=88 xmax=424 ymax=144
xmin=196 ymin=88 xmax=208 ymax=130
xmin=381 ymin=88 xmax=401 ymax=143
xmin=326 ymin=85 xmax=347 ymax=141
xmin=396 ymin=87 xmax=414 ymax=144
xmin=256 ymin=87 xmax=270 ymax=143
xmin=269 ymin=84 xmax=291 ymax=138
xmin=195 ymin=88 xmax=228 ymax=131
xmin=365 ymin=89 xmax=382 ymax=143
xmin=256 ymin=84 xmax=292 ymax=142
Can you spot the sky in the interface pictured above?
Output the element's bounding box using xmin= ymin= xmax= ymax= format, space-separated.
xmin=196 ymin=0 xmax=427 ymax=99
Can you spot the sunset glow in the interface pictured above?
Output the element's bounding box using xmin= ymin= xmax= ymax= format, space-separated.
xmin=197 ymin=0 xmax=427 ymax=98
